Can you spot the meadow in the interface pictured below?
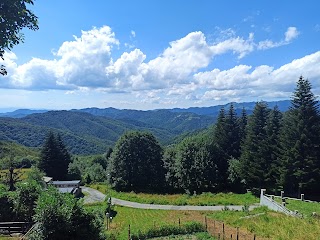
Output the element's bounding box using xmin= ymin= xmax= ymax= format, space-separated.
xmin=89 ymin=184 xmax=258 ymax=206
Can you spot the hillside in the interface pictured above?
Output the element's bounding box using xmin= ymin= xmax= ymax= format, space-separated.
xmin=0 ymin=110 xmax=211 ymax=155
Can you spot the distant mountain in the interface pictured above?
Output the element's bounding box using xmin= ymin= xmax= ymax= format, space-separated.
xmin=169 ymin=100 xmax=291 ymax=116
xmin=0 ymin=109 xmax=48 ymax=118
xmin=74 ymin=108 xmax=214 ymax=133
xmin=0 ymin=110 xmax=212 ymax=155
xmin=0 ymin=100 xmax=292 ymax=155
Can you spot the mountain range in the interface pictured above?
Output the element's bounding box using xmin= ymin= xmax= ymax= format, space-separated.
xmin=0 ymin=100 xmax=291 ymax=155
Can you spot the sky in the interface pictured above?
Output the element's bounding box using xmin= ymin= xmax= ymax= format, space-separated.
xmin=1 ymin=0 xmax=320 ymax=111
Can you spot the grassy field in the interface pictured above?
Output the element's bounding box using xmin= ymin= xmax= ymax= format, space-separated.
xmin=85 ymin=202 xmax=212 ymax=240
xmin=271 ymin=196 xmax=320 ymax=218
xmin=150 ymin=232 xmax=216 ymax=239
xmin=207 ymin=206 xmax=320 ymax=240
xmin=89 ymin=184 xmax=258 ymax=206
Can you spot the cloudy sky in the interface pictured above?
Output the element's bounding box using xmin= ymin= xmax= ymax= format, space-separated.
xmin=1 ymin=0 xmax=320 ymax=111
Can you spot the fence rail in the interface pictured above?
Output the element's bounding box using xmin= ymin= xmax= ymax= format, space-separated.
xmin=0 ymin=222 xmax=33 ymax=235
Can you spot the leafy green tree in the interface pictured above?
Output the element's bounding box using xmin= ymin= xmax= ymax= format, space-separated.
xmin=29 ymin=187 xmax=105 ymax=240
xmin=163 ymin=147 xmax=178 ymax=191
xmin=173 ymin=135 xmax=219 ymax=193
xmin=13 ymin=180 xmax=41 ymax=221
xmin=39 ymin=132 xmax=71 ymax=180
xmin=0 ymin=184 xmax=14 ymax=221
xmin=239 ymin=102 xmax=270 ymax=192
xmin=280 ymin=76 xmax=320 ymax=195
xmin=0 ymin=0 xmax=39 ymax=75
xmin=107 ymin=131 xmax=164 ymax=192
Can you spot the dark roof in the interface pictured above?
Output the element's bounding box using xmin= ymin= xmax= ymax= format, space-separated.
xmin=52 ymin=180 xmax=81 ymax=185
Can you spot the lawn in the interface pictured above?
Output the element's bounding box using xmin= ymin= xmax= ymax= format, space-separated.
xmin=89 ymin=184 xmax=258 ymax=206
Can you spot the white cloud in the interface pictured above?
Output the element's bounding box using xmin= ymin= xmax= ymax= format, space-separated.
xmin=1 ymin=26 xmax=119 ymax=90
xmin=285 ymin=27 xmax=299 ymax=42
xmin=0 ymin=25 xmax=307 ymax=108
xmin=258 ymin=27 xmax=300 ymax=50
xmin=131 ymin=30 xmax=136 ymax=38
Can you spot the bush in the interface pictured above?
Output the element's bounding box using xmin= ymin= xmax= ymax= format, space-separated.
xmin=131 ymin=222 xmax=205 ymax=239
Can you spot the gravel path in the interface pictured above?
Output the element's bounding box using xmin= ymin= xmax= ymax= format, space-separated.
xmin=82 ymin=186 xmax=259 ymax=211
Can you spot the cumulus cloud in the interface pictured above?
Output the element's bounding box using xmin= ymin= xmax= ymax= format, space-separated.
xmin=0 ymin=26 xmax=119 ymax=90
xmin=0 ymin=24 xmax=309 ymax=107
xmin=194 ymin=51 xmax=320 ymax=101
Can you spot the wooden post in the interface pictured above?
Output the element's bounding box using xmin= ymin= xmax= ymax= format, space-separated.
xmin=128 ymin=224 xmax=130 ymax=240
xmin=213 ymin=220 xmax=215 ymax=235
xmin=153 ymin=220 xmax=155 ymax=228
xmin=205 ymin=216 xmax=207 ymax=230
xmin=231 ymin=234 xmax=233 ymax=239
xmin=179 ymin=218 xmax=181 ymax=228
xmin=254 ymin=234 xmax=256 ymax=240
xmin=218 ymin=233 xmax=220 ymax=240
xmin=236 ymin=227 xmax=239 ymax=240
xmin=222 ymin=223 xmax=225 ymax=240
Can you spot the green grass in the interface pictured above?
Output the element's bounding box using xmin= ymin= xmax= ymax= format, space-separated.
xmin=268 ymin=196 xmax=320 ymax=218
xmin=89 ymin=184 xmax=258 ymax=206
xmin=150 ymin=232 xmax=216 ymax=239
xmin=84 ymin=202 xmax=211 ymax=240
xmin=207 ymin=206 xmax=320 ymax=240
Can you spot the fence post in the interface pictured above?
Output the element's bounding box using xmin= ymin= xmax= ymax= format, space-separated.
xmin=222 ymin=222 xmax=225 ymax=240
xmin=179 ymin=218 xmax=181 ymax=228
xmin=213 ymin=220 xmax=215 ymax=235
xmin=236 ymin=227 xmax=239 ymax=240
xmin=253 ymin=234 xmax=256 ymax=240
xmin=128 ymin=224 xmax=130 ymax=240
xmin=205 ymin=216 xmax=207 ymax=231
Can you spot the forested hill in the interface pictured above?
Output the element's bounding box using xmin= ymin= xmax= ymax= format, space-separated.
xmin=0 ymin=110 xmax=214 ymax=155
xmin=170 ymin=100 xmax=291 ymax=116
xmin=74 ymin=108 xmax=214 ymax=132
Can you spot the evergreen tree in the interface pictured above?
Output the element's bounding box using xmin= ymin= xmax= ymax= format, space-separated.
xmin=214 ymin=104 xmax=241 ymax=190
xmin=280 ymin=76 xmax=320 ymax=195
xmin=239 ymin=102 xmax=270 ymax=192
xmin=238 ymin=107 xmax=248 ymax=143
xmin=265 ymin=106 xmax=283 ymax=192
xmin=107 ymin=131 xmax=164 ymax=192
xmin=39 ymin=132 xmax=71 ymax=180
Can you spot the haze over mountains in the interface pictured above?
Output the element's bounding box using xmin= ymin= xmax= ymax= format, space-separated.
xmin=0 ymin=100 xmax=290 ymax=155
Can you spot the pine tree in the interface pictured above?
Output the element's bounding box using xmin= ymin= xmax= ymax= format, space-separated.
xmin=238 ymin=107 xmax=247 ymax=143
xmin=214 ymin=104 xmax=241 ymax=190
xmin=39 ymin=132 xmax=71 ymax=180
xmin=280 ymin=76 xmax=320 ymax=195
xmin=265 ymin=106 xmax=283 ymax=192
xmin=239 ymin=102 xmax=270 ymax=192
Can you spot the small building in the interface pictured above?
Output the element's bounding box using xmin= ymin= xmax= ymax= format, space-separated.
xmin=46 ymin=179 xmax=82 ymax=197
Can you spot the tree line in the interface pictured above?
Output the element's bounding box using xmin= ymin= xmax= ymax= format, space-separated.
xmin=106 ymin=76 xmax=320 ymax=197
xmin=32 ymin=76 xmax=320 ymax=198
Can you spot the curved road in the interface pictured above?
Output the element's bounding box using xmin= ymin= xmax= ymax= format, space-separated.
xmin=82 ymin=187 xmax=259 ymax=211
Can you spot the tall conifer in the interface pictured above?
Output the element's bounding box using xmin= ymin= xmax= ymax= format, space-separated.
xmin=280 ymin=76 xmax=320 ymax=195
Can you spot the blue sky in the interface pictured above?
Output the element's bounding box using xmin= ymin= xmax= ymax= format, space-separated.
xmin=1 ymin=0 xmax=320 ymax=111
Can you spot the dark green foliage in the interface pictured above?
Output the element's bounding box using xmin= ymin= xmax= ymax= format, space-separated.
xmin=12 ymin=180 xmax=41 ymax=221
xmin=0 ymin=184 xmax=14 ymax=221
xmin=265 ymin=106 xmax=283 ymax=192
xmin=280 ymin=76 xmax=320 ymax=195
xmin=29 ymin=187 xmax=105 ymax=240
xmin=0 ymin=0 xmax=38 ymax=75
xmin=240 ymin=102 xmax=270 ymax=192
xmin=107 ymin=131 xmax=165 ymax=192
xmin=165 ymin=130 xmax=220 ymax=194
xmin=214 ymin=104 xmax=242 ymax=190
xmin=39 ymin=132 xmax=71 ymax=180
xmin=68 ymin=155 xmax=108 ymax=184
xmin=131 ymin=222 xmax=205 ymax=240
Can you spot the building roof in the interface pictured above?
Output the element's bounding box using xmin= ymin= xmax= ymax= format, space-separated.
xmin=43 ymin=176 xmax=53 ymax=183
xmin=51 ymin=180 xmax=81 ymax=185
xmin=57 ymin=187 xmax=76 ymax=194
